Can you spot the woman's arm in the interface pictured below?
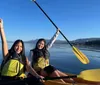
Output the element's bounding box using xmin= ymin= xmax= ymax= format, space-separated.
xmin=0 ymin=19 xmax=8 ymax=59
xmin=25 ymin=57 xmax=41 ymax=78
xmin=46 ymin=29 xmax=59 ymax=50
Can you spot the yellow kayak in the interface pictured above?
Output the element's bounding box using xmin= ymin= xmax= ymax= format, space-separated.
xmin=43 ymin=71 xmax=100 ymax=85
xmin=43 ymin=69 xmax=100 ymax=85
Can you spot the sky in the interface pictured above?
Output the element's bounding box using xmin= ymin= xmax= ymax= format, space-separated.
xmin=0 ymin=0 xmax=100 ymax=41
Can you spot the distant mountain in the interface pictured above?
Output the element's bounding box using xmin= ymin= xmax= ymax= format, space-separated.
xmin=24 ymin=39 xmax=67 ymax=44
xmin=72 ymin=38 xmax=100 ymax=44
xmin=71 ymin=38 xmax=100 ymax=50
xmin=24 ymin=38 xmax=100 ymax=44
xmin=5 ymin=38 xmax=100 ymax=47
xmin=3 ymin=38 xmax=100 ymax=51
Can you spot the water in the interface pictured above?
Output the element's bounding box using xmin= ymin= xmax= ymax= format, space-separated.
xmin=0 ymin=43 xmax=100 ymax=75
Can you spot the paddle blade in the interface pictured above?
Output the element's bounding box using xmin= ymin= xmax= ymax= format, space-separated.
xmin=78 ymin=69 xmax=100 ymax=82
xmin=72 ymin=46 xmax=89 ymax=64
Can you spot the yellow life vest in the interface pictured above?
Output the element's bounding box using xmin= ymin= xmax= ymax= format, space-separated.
xmin=33 ymin=57 xmax=49 ymax=71
xmin=1 ymin=59 xmax=26 ymax=78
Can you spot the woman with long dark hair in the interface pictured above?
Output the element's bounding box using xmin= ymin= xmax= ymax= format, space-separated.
xmin=0 ymin=19 xmax=44 ymax=85
xmin=30 ymin=30 xmax=74 ymax=83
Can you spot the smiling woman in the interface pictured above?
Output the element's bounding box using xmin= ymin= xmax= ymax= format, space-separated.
xmin=0 ymin=19 xmax=44 ymax=85
xmin=29 ymin=31 xmax=76 ymax=83
xmin=31 ymin=0 xmax=89 ymax=64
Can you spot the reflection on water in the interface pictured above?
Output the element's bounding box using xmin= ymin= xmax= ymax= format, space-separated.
xmin=0 ymin=42 xmax=100 ymax=74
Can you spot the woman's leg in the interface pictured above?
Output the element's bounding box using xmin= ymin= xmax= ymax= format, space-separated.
xmin=56 ymin=70 xmax=75 ymax=83
xmin=49 ymin=70 xmax=66 ymax=83
xmin=41 ymin=65 xmax=74 ymax=83
xmin=40 ymin=69 xmax=66 ymax=83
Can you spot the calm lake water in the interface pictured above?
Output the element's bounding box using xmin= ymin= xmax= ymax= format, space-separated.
xmin=0 ymin=42 xmax=100 ymax=75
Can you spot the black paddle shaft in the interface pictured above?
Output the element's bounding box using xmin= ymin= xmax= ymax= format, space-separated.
xmin=44 ymin=75 xmax=77 ymax=80
xmin=33 ymin=0 xmax=73 ymax=47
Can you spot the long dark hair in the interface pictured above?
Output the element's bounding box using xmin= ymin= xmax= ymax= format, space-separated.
xmin=31 ymin=38 xmax=50 ymax=63
xmin=9 ymin=39 xmax=26 ymax=71
xmin=9 ymin=39 xmax=25 ymax=56
xmin=35 ymin=38 xmax=47 ymax=51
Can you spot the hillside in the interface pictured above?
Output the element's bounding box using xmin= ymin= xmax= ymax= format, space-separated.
xmin=6 ymin=38 xmax=100 ymax=48
xmin=24 ymin=38 xmax=100 ymax=45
